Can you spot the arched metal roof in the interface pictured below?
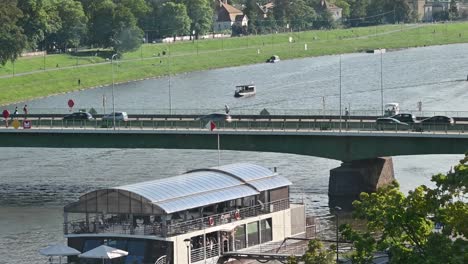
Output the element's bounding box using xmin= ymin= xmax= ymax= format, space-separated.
xmin=66 ymin=163 xmax=291 ymax=214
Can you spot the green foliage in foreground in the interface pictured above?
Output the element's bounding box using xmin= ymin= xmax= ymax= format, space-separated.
xmin=2 ymin=22 xmax=468 ymax=105
xmin=341 ymin=154 xmax=468 ymax=264
xmin=288 ymin=239 xmax=335 ymax=264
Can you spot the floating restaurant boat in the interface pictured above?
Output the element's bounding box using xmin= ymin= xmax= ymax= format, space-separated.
xmin=234 ymin=84 xmax=256 ymax=98
xmin=62 ymin=163 xmax=307 ymax=264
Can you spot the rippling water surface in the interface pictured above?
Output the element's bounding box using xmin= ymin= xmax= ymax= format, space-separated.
xmin=1 ymin=43 xmax=467 ymax=263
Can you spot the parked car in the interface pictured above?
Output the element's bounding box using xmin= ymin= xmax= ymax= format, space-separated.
xmin=63 ymin=112 xmax=93 ymax=121
xmin=102 ymin=112 xmax=128 ymax=122
xmin=391 ymin=113 xmax=418 ymax=123
xmin=197 ymin=113 xmax=232 ymax=123
xmin=375 ymin=117 xmax=409 ymax=130
xmin=420 ymin=115 xmax=454 ymax=126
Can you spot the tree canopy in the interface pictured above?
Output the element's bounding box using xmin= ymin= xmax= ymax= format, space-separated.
xmin=0 ymin=0 xmax=27 ymax=65
xmin=341 ymin=154 xmax=468 ymax=264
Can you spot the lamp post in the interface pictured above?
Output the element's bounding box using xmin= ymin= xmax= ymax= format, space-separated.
xmin=183 ymin=238 xmax=191 ymax=264
xmin=168 ymin=45 xmax=172 ymax=115
xmin=334 ymin=206 xmax=342 ymax=263
xmin=380 ymin=50 xmax=384 ymax=116
xmin=111 ymin=53 xmax=118 ymax=130
xmin=339 ymin=55 xmax=342 ymax=132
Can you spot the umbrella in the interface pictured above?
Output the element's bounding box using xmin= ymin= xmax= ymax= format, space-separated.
xmin=39 ymin=243 xmax=81 ymax=264
xmin=79 ymin=245 xmax=128 ymax=264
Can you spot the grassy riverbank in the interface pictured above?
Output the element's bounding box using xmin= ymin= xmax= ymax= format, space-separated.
xmin=1 ymin=22 xmax=468 ymax=106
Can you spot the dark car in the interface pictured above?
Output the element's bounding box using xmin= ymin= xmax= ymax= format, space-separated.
xmin=391 ymin=113 xmax=418 ymax=123
xmin=420 ymin=115 xmax=454 ymax=126
xmin=197 ymin=113 xmax=232 ymax=123
xmin=63 ymin=112 xmax=93 ymax=121
xmin=375 ymin=117 xmax=409 ymax=130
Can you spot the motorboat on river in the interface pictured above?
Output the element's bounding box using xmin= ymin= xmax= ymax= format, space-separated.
xmin=266 ymin=55 xmax=280 ymax=63
xmin=234 ymin=84 xmax=256 ymax=98
xmin=61 ymin=163 xmax=309 ymax=264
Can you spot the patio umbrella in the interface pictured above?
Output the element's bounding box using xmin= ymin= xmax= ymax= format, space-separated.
xmin=79 ymin=245 xmax=128 ymax=264
xmin=39 ymin=243 xmax=81 ymax=264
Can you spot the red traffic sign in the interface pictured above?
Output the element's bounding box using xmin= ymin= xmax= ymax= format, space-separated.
xmin=23 ymin=119 xmax=31 ymax=129
xmin=2 ymin=109 xmax=10 ymax=119
xmin=68 ymin=99 xmax=75 ymax=108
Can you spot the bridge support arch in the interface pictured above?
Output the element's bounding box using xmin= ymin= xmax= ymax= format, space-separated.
xmin=328 ymin=157 xmax=395 ymax=210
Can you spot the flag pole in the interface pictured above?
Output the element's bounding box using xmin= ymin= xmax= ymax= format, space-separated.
xmin=217 ymin=133 xmax=220 ymax=166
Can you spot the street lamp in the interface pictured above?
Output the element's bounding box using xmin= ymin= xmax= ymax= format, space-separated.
xmin=339 ymin=55 xmax=342 ymax=132
xmin=183 ymin=238 xmax=191 ymax=264
xmin=111 ymin=53 xmax=118 ymax=130
xmin=380 ymin=50 xmax=384 ymax=116
xmin=334 ymin=206 xmax=342 ymax=263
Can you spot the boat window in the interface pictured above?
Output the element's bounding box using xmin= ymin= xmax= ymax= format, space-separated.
xmin=234 ymin=224 xmax=246 ymax=250
xmin=260 ymin=218 xmax=273 ymax=243
xmin=83 ymin=239 xmax=102 ymax=252
xmin=125 ymin=240 xmax=146 ymax=264
xmin=106 ymin=239 xmax=127 ymax=250
xmin=247 ymin=222 xmax=259 ymax=247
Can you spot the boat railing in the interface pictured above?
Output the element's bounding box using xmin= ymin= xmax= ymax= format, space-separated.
xmin=64 ymin=199 xmax=290 ymax=236
xmin=190 ymin=243 xmax=220 ymax=263
xmin=167 ymin=199 xmax=289 ymax=236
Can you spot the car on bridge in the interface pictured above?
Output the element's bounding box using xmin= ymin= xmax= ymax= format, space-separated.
xmin=102 ymin=112 xmax=128 ymax=122
xmin=63 ymin=112 xmax=93 ymax=121
xmin=420 ymin=115 xmax=454 ymax=126
xmin=390 ymin=113 xmax=418 ymax=123
xmin=197 ymin=113 xmax=232 ymax=123
xmin=375 ymin=117 xmax=409 ymax=131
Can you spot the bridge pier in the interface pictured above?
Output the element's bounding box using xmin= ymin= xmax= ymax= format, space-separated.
xmin=328 ymin=157 xmax=395 ymax=210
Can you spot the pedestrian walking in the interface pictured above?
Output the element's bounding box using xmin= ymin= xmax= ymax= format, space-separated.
xmin=11 ymin=106 xmax=18 ymax=120
xmin=23 ymin=105 xmax=28 ymax=116
xmin=78 ymin=79 xmax=81 ymax=86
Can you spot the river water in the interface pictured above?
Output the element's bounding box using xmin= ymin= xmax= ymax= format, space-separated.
xmin=1 ymin=44 xmax=467 ymax=263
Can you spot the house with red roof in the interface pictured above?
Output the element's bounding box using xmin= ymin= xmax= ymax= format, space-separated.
xmin=214 ymin=0 xmax=248 ymax=32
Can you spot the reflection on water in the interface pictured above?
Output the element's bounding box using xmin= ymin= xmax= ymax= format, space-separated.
xmin=1 ymin=43 xmax=467 ymax=263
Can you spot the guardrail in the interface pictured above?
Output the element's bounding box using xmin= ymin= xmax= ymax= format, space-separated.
xmin=3 ymin=117 xmax=468 ymax=134
xmin=3 ymin=107 xmax=468 ymax=117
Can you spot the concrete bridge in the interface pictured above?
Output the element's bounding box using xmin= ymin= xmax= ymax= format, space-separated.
xmin=1 ymin=115 xmax=467 ymax=205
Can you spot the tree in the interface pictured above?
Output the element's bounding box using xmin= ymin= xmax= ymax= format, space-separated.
xmin=288 ymin=239 xmax=335 ymax=264
xmin=347 ymin=0 xmax=370 ymax=27
xmin=183 ymin=0 xmax=213 ymax=37
xmin=289 ymin=0 xmax=316 ymax=30
xmin=85 ymin=0 xmax=116 ymax=48
xmin=342 ymin=154 xmax=468 ymax=264
xmin=53 ymin=0 xmax=87 ymax=51
xmin=0 ymin=0 xmax=27 ymax=65
xmin=159 ymin=2 xmax=190 ymax=39
xmin=111 ymin=5 xmax=143 ymax=54
xmin=17 ymin=0 xmax=61 ymax=49
xmin=273 ymin=0 xmax=290 ymax=28
xmin=449 ymin=0 xmax=459 ymax=20
xmin=243 ymin=0 xmax=259 ymax=34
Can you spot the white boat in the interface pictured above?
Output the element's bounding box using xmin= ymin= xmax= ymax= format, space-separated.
xmin=384 ymin=102 xmax=400 ymax=116
xmin=266 ymin=55 xmax=280 ymax=63
xmin=234 ymin=84 xmax=256 ymax=98
xmin=62 ymin=163 xmax=308 ymax=264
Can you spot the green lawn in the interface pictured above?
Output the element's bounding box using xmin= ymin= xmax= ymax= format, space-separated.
xmin=1 ymin=22 xmax=468 ymax=106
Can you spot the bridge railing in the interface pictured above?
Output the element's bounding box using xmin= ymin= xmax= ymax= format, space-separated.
xmin=4 ymin=107 xmax=468 ymax=117
xmin=7 ymin=116 xmax=468 ymax=134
